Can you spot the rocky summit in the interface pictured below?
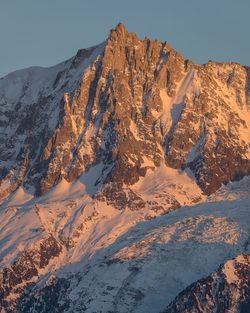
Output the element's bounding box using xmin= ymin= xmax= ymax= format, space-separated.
xmin=0 ymin=24 xmax=249 ymax=313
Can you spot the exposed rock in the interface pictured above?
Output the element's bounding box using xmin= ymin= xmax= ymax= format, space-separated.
xmin=1 ymin=24 xmax=250 ymax=205
xmin=0 ymin=23 xmax=250 ymax=313
xmin=0 ymin=235 xmax=62 ymax=313
xmin=163 ymin=254 xmax=250 ymax=313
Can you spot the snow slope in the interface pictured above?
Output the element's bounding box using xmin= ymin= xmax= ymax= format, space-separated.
xmin=55 ymin=181 xmax=249 ymax=313
xmin=0 ymin=175 xmax=249 ymax=312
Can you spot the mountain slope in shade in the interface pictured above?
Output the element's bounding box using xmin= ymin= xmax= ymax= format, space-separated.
xmin=0 ymin=24 xmax=250 ymax=312
xmin=163 ymin=254 xmax=250 ymax=313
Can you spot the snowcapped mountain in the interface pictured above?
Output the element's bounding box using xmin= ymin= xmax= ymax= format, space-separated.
xmin=0 ymin=24 xmax=249 ymax=312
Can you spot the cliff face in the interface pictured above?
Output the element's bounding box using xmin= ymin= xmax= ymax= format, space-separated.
xmin=0 ymin=24 xmax=250 ymax=313
xmin=1 ymin=23 xmax=250 ymax=205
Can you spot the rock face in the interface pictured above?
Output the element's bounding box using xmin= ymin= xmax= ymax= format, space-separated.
xmin=163 ymin=254 xmax=250 ymax=313
xmin=0 ymin=23 xmax=250 ymax=205
xmin=0 ymin=235 xmax=62 ymax=313
xmin=0 ymin=24 xmax=250 ymax=313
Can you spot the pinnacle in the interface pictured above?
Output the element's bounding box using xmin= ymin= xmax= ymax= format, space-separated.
xmin=108 ymin=22 xmax=128 ymax=42
xmin=114 ymin=22 xmax=127 ymax=34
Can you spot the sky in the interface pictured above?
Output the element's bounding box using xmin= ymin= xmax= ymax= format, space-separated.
xmin=0 ymin=0 xmax=249 ymax=78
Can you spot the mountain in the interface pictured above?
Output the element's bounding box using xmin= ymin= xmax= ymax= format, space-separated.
xmin=163 ymin=254 xmax=250 ymax=313
xmin=2 ymin=178 xmax=250 ymax=313
xmin=0 ymin=23 xmax=249 ymax=312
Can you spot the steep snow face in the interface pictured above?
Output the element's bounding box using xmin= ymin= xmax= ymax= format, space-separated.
xmin=0 ymin=43 xmax=104 ymax=107
xmin=0 ymin=177 xmax=248 ymax=313
xmin=158 ymin=68 xmax=197 ymax=135
xmin=133 ymin=164 xmax=204 ymax=211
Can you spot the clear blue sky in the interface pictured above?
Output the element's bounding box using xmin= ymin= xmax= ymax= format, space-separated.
xmin=0 ymin=0 xmax=249 ymax=78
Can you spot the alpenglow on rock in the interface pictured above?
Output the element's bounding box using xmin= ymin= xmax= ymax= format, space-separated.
xmin=0 ymin=24 xmax=250 ymax=313
xmin=0 ymin=23 xmax=250 ymax=205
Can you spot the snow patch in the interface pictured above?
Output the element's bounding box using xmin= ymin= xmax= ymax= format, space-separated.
xmin=133 ymin=163 xmax=204 ymax=206
xmin=223 ymin=260 xmax=239 ymax=284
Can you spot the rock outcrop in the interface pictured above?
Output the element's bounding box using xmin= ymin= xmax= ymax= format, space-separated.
xmin=0 ymin=235 xmax=62 ymax=313
xmin=163 ymin=254 xmax=250 ymax=313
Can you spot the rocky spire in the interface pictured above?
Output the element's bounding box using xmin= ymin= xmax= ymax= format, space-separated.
xmin=0 ymin=23 xmax=250 ymax=203
xmin=108 ymin=22 xmax=128 ymax=42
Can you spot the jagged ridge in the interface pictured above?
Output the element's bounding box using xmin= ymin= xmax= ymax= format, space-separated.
xmin=0 ymin=23 xmax=250 ymax=313
xmin=0 ymin=23 xmax=250 ymax=206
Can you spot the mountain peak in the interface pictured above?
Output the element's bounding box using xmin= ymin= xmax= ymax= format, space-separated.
xmin=114 ymin=22 xmax=127 ymax=34
xmin=108 ymin=22 xmax=132 ymax=42
xmin=1 ymin=24 xmax=250 ymax=313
